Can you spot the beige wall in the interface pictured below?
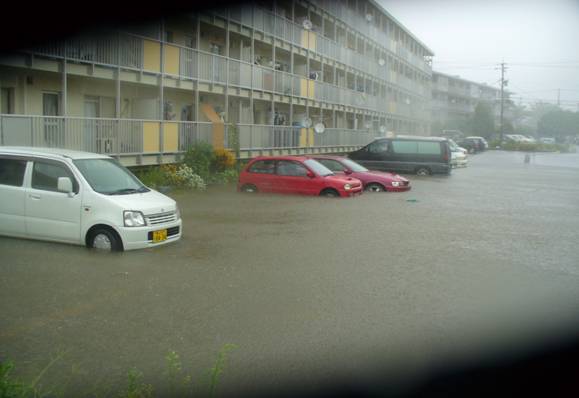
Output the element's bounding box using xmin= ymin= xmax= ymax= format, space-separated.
xmin=67 ymin=76 xmax=116 ymax=117
xmin=0 ymin=69 xmax=61 ymax=115
xmin=163 ymin=88 xmax=196 ymax=121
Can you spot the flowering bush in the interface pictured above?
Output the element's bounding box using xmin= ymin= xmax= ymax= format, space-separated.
xmin=161 ymin=164 xmax=206 ymax=190
xmin=212 ymin=148 xmax=236 ymax=172
xmin=175 ymin=164 xmax=206 ymax=190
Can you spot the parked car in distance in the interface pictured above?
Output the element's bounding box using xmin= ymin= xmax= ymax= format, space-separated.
xmin=447 ymin=139 xmax=468 ymax=168
xmin=539 ymin=137 xmax=556 ymax=144
xmin=238 ymin=156 xmax=363 ymax=197
xmin=457 ymin=137 xmax=484 ymax=153
xmin=505 ymin=134 xmax=535 ymax=143
xmin=466 ymin=136 xmax=489 ymax=150
xmin=311 ymin=155 xmax=411 ymax=192
xmin=0 ymin=147 xmax=182 ymax=251
xmin=348 ymin=136 xmax=452 ymax=176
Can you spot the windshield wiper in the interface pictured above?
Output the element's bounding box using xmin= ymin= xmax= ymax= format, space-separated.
xmin=108 ymin=188 xmax=145 ymax=195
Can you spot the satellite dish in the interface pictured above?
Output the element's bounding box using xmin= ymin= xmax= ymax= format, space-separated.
xmin=365 ymin=13 xmax=373 ymax=22
xmin=303 ymin=117 xmax=312 ymax=128
xmin=302 ymin=19 xmax=313 ymax=30
xmin=314 ymin=123 xmax=325 ymax=134
xmin=379 ymin=125 xmax=386 ymax=134
xmin=378 ymin=58 xmax=385 ymax=66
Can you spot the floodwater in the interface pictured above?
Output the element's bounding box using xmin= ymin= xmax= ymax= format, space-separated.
xmin=1 ymin=149 xmax=579 ymax=396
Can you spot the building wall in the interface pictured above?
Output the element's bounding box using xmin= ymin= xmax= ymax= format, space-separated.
xmin=0 ymin=0 xmax=434 ymax=163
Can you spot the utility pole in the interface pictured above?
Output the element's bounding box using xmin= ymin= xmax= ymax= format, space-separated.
xmin=557 ymin=89 xmax=561 ymax=107
xmin=497 ymin=61 xmax=508 ymax=143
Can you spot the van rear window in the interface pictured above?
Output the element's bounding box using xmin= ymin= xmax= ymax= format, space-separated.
xmin=0 ymin=158 xmax=27 ymax=187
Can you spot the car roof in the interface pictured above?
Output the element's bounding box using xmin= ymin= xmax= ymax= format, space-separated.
xmin=0 ymin=146 xmax=112 ymax=160
xmin=379 ymin=135 xmax=448 ymax=142
xmin=250 ymin=155 xmax=313 ymax=162
xmin=309 ymin=155 xmax=347 ymax=160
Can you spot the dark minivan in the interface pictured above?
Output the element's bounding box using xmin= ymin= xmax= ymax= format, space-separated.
xmin=348 ymin=136 xmax=452 ymax=175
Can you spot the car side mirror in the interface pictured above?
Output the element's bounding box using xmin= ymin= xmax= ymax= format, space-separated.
xmin=344 ymin=169 xmax=352 ymax=175
xmin=307 ymin=171 xmax=315 ymax=178
xmin=57 ymin=177 xmax=74 ymax=196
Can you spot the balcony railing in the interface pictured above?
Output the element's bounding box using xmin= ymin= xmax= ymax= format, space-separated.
xmin=0 ymin=115 xmax=375 ymax=156
xmin=227 ymin=6 xmax=431 ymax=83
xmin=27 ymin=34 xmax=430 ymax=117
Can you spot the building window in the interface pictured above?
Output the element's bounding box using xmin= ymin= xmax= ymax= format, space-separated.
xmin=1 ymin=88 xmax=15 ymax=114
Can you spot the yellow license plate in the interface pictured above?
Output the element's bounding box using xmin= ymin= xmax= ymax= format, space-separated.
xmin=152 ymin=229 xmax=167 ymax=243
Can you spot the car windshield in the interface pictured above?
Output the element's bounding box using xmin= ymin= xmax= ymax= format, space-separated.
xmin=73 ymin=159 xmax=149 ymax=195
xmin=447 ymin=139 xmax=459 ymax=150
xmin=303 ymin=159 xmax=334 ymax=176
xmin=339 ymin=158 xmax=368 ymax=172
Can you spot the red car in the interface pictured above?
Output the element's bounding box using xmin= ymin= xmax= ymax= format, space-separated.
xmin=238 ymin=156 xmax=363 ymax=197
xmin=312 ymin=155 xmax=411 ymax=192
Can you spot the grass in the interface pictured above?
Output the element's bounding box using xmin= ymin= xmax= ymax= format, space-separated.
xmin=0 ymin=351 xmax=66 ymax=398
xmin=1 ymin=345 xmax=237 ymax=398
xmin=489 ymin=140 xmax=576 ymax=153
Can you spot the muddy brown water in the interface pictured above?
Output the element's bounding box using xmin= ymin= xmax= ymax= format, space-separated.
xmin=1 ymin=150 xmax=579 ymax=396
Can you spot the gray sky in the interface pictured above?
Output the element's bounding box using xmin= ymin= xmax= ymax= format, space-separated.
xmin=378 ymin=0 xmax=579 ymax=110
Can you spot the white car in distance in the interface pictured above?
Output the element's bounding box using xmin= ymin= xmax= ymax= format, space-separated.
xmin=448 ymin=139 xmax=468 ymax=168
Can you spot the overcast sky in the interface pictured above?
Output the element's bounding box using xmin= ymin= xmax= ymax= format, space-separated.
xmin=378 ymin=0 xmax=579 ymax=111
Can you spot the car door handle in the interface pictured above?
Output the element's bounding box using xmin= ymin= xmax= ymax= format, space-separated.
xmin=29 ymin=194 xmax=41 ymax=200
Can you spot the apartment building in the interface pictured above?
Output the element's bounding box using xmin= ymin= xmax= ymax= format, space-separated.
xmin=0 ymin=0 xmax=433 ymax=166
xmin=431 ymin=71 xmax=512 ymax=134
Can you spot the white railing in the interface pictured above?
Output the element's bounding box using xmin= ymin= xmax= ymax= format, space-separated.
xmin=0 ymin=115 xmax=373 ymax=155
xmin=227 ymin=5 xmax=430 ymax=89
xmin=22 ymin=33 xmax=429 ymax=120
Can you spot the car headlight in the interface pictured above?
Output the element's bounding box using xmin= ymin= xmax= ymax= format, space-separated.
xmin=175 ymin=206 xmax=181 ymax=220
xmin=344 ymin=183 xmax=352 ymax=191
xmin=391 ymin=181 xmax=401 ymax=187
xmin=124 ymin=211 xmax=146 ymax=227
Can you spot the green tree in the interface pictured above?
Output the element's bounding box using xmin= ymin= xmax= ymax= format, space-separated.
xmin=538 ymin=110 xmax=579 ymax=141
xmin=470 ymin=102 xmax=495 ymax=139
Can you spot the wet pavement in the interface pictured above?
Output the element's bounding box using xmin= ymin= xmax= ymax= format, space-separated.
xmin=1 ymin=149 xmax=579 ymax=396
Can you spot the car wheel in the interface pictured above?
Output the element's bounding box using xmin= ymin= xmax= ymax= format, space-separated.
xmin=365 ymin=183 xmax=385 ymax=193
xmin=88 ymin=228 xmax=122 ymax=252
xmin=240 ymin=184 xmax=258 ymax=193
xmin=320 ymin=189 xmax=339 ymax=198
xmin=415 ymin=167 xmax=431 ymax=176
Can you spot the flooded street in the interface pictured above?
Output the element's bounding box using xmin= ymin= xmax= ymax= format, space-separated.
xmin=2 ymin=150 xmax=579 ymax=396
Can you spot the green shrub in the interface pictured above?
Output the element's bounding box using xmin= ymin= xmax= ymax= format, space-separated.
xmin=500 ymin=141 xmax=560 ymax=152
xmin=133 ymin=167 xmax=167 ymax=189
xmin=208 ymin=169 xmax=239 ymax=185
xmin=133 ymin=164 xmax=206 ymax=191
xmin=183 ymin=142 xmax=215 ymax=180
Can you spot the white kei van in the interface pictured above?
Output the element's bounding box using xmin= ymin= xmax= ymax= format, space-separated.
xmin=0 ymin=147 xmax=182 ymax=251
